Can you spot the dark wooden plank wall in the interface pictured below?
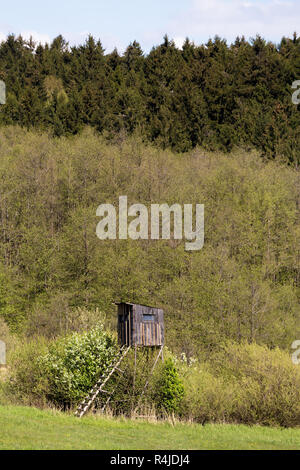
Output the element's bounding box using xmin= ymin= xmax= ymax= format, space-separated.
xmin=118 ymin=303 xmax=164 ymax=347
xmin=133 ymin=304 xmax=164 ymax=346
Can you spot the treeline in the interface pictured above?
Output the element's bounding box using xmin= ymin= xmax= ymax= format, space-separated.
xmin=0 ymin=33 xmax=300 ymax=163
xmin=0 ymin=127 xmax=299 ymax=356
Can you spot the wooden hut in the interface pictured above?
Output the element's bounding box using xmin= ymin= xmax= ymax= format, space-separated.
xmin=116 ymin=302 xmax=164 ymax=347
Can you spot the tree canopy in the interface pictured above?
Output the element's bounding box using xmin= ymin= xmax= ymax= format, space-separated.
xmin=0 ymin=33 xmax=299 ymax=164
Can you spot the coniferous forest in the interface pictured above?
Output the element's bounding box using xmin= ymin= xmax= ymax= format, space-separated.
xmin=0 ymin=33 xmax=299 ymax=163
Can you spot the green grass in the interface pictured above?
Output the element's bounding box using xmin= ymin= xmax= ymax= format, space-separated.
xmin=1 ymin=406 xmax=300 ymax=450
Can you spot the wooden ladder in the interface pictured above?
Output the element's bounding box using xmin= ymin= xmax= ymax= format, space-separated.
xmin=74 ymin=345 xmax=130 ymax=418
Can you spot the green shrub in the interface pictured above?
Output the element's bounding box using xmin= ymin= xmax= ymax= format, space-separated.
xmin=6 ymin=336 xmax=50 ymax=406
xmin=39 ymin=325 xmax=118 ymax=407
xmin=156 ymin=358 xmax=185 ymax=415
xmin=177 ymin=342 xmax=300 ymax=427
xmin=212 ymin=342 xmax=300 ymax=427
xmin=180 ymin=342 xmax=300 ymax=427
xmin=180 ymin=363 xmax=233 ymax=424
xmin=7 ymin=325 xmax=118 ymax=408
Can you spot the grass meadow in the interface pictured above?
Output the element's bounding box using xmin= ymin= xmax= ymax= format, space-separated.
xmin=1 ymin=406 xmax=300 ymax=450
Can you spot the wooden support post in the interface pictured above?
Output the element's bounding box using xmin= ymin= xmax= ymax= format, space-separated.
xmin=133 ymin=344 xmax=137 ymax=391
xmin=134 ymin=345 xmax=163 ymax=415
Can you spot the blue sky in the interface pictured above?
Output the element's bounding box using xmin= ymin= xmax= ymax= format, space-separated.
xmin=1 ymin=0 xmax=300 ymax=53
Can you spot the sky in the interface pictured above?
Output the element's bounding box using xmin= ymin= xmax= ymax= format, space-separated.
xmin=0 ymin=0 xmax=300 ymax=53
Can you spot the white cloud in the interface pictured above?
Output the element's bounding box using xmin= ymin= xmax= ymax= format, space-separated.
xmin=93 ymin=33 xmax=126 ymax=54
xmin=0 ymin=29 xmax=125 ymax=53
xmin=50 ymin=31 xmax=125 ymax=53
xmin=0 ymin=30 xmax=51 ymax=45
xmin=20 ymin=31 xmax=51 ymax=45
xmin=174 ymin=36 xmax=185 ymax=49
xmin=172 ymin=0 xmax=300 ymax=43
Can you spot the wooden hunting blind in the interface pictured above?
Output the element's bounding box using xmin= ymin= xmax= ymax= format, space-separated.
xmin=117 ymin=302 xmax=164 ymax=347
xmin=75 ymin=302 xmax=165 ymax=417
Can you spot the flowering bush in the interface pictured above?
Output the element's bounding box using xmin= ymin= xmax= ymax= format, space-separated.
xmin=39 ymin=325 xmax=118 ymax=406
